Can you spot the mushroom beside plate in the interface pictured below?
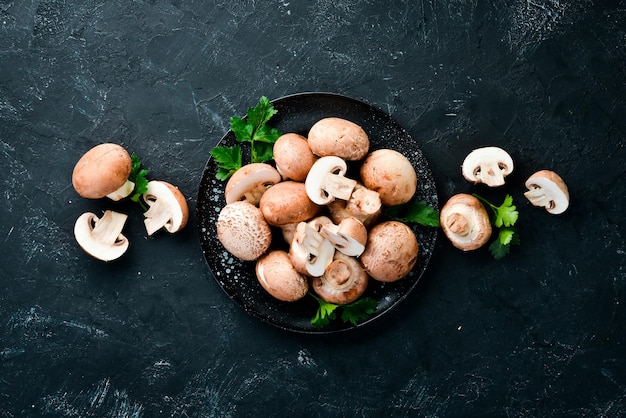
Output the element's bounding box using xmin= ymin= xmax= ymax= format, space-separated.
xmin=196 ymin=92 xmax=439 ymax=334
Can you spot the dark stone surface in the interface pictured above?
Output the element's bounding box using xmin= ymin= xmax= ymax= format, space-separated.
xmin=1 ymin=1 xmax=625 ymax=416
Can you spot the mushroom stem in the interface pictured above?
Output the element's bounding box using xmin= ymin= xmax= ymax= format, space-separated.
xmin=523 ymin=187 xmax=552 ymax=208
xmin=144 ymin=201 xmax=174 ymax=236
xmin=91 ymin=210 xmax=128 ymax=243
xmin=321 ymin=174 xmax=357 ymax=202
xmin=105 ymin=179 xmax=135 ymax=201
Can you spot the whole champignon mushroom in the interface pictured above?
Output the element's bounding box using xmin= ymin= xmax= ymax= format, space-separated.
xmin=259 ymin=180 xmax=320 ymax=226
xmin=440 ymin=193 xmax=492 ymax=251
xmin=360 ymin=220 xmax=419 ymax=282
xmin=217 ymin=201 xmax=272 ymax=261
xmin=307 ymin=117 xmax=370 ymax=161
xmin=225 ymin=163 xmax=281 ymax=205
xmin=142 ymin=180 xmax=189 ymax=236
xmin=524 ymin=170 xmax=570 ymax=215
xmin=320 ymin=217 xmax=367 ymax=257
xmin=289 ymin=218 xmax=336 ymax=277
xmin=72 ymin=143 xmax=134 ymax=200
xmin=272 ymin=133 xmax=318 ymax=181
xmin=310 ymin=252 xmax=369 ymax=305
xmin=74 ymin=210 xmax=129 ymax=261
xmin=461 ymin=146 xmax=514 ymax=187
xmin=359 ymin=149 xmax=417 ymax=206
xmin=255 ymin=250 xmax=309 ymax=302
xmin=328 ymin=183 xmax=382 ymax=228
xmin=305 ymin=156 xmax=357 ymax=205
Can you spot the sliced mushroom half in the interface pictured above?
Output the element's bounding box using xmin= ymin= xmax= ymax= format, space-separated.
xmin=142 ymin=180 xmax=189 ymax=235
xmin=305 ymin=156 xmax=357 ymax=205
xmin=225 ymin=163 xmax=281 ymax=206
xmin=524 ymin=170 xmax=570 ymax=214
xmin=320 ymin=217 xmax=367 ymax=257
xmin=74 ymin=210 xmax=129 ymax=261
xmin=461 ymin=146 xmax=514 ymax=187
xmin=289 ymin=219 xmax=336 ymax=277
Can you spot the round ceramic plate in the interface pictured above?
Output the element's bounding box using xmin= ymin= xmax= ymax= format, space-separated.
xmin=196 ymin=92 xmax=438 ymax=334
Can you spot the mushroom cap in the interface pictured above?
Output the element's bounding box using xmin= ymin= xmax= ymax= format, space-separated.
xmin=142 ymin=180 xmax=189 ymax=235
xmin=524 ymin=170 xmax=570 ymax=214
xmin=360 ymin=220 xmax=419 ymax=282
xmin=461 ymin=146 xmax=514 ymax=187
xmin=259 ymin=181 xmax=320 ymax=226
xmin=225 ymin=163 xmax=282 ymax=205
xmin=72 ymin=143 xmax=132 ymax=199
xmin=359 ymin=149 xmax=417 ymax=206
xmin=74 ymin=210 xmax=129 ymax=262
xmin=440 ymin=193 xmax=492 ymax=251
xmin=217 ymin=201 xmax=272 ymax=261
xmin=311 ymin=252 xmax=369 ymax=305
xmin=307 ymin=117 xmax=370 ymax=160
xmin=255 ymin=250 xmax=309 ymax=302
xmin=273 ymin=133 xmax=318 ymax=181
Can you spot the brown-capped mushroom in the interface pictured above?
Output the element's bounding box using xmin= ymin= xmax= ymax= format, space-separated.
xmin=289 ymin=218 xmax=336 ymax=277
xmin=272 ymin=133 xmax=318 ymax=181
xmin=524 ymin=170 xmax=570 ymax=215
xmin=328 ymin=183 xmax=382 ymax=228
xmin=225 ymin=163 xmax=281 ymax=205
xmin=310 ymin=252 xmax=369 ymax=305
xmin=255 ymin=250 xmax=309 ymax=302
xmin=74 ymin=210 xmax=129 ymax=261
xmin=72 ymin=143 xmax=134 ymax=200
xmin=142 ymin=180 xmax=189 ymax=236
xmin=307 ymin=117 xmax=370 ymax=160
xmin=359 ymin=149 xmax=417 ymax=206
xmin=440 ymin=193 xmax=492 ymax=251
xmin=305 ymin=156 xmax=357 ymax=205
xmin=217 ymin=201 xmax=272 ymax=261
xmin=360 ymin=220 xmax=419 ymax=282
xmin=259 ymin=181 xmax=320 ymax=226
xmin=320 ymin=217 xmax=367 ymax=257
xmin=461 ymin=147 xmax=514 ymax=187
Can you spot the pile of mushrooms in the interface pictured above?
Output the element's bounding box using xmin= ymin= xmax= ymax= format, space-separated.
xmin=72 ymin=143 xmax=189 ymax=261
xmin=216 ymin=117 xmax=421 ymax=305
xmin=441 ymin=146 xmax=570 ymax=252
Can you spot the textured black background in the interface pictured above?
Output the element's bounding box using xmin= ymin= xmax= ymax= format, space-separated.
xmin=1 ymin=1 xmax=625 ymax=416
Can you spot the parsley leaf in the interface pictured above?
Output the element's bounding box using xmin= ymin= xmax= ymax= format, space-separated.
xmin=210 ymin=145 xmax=242 ymax=181
xmin=229 ymin=96 xmax=281 ymax=164
xmin=384 ymin=199 xmax=440 ymax=227
xmin=310 ymin=293 xmax=378 ymax=328
xmin=129 ymin=153 xmax=149 ymax=202
xmin=489 ymin=227 xmax=520 ymax=260
xmin=310 ymin=294 xmax=339 ymax=328
xmin=473 ymin=194 xmax=520 ymax=259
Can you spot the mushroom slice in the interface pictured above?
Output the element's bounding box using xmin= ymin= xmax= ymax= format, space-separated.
xmin=142 ymin=180 xmax=189 ymax=236
xmin=225 ymin=163 xmax=281 ymax=206
xmin=311 ymin=252 xmax=369 ymax=305
xmin=256 ymin=250 xmax=309 ymax=302
xmin=320 ymin=217 xmax=367 ymax=257
xmin=440 ymin=193 xmax=492 ymax=251
xmin=305 ymin=156 xmax=357 ymax=205
xmin=328 ymin=183 xmax=382 ymax=227
xmin=74 ymin=210 xmax=129 ymax=261
xmin=72 ymin=143 xmax=134 ymax=201
xmin=360 ymin=221 xmax=419 ymax=282
xmin=461 ymin=146 xmax=514 ymax=187
xmin=289 ymin=220 xmax=336 ymax=277
xmin=524 ymin=170 xmax=570 ymax=214
xmin=217 ymin=201 xmax=272 ymax=261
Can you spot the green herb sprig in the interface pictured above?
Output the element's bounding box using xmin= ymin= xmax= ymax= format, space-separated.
xmin=310 ymin=293 xmax=378 ymax=328
xmin=129 ymin=153 xmax=149 ymax=206
xmin=384 ymin=199 xmax=440 ymax=227
xmin=473 ymin=193 xmax=520 ymax=259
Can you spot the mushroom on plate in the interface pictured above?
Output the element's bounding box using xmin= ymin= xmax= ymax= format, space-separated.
xmin=72 ymin=143 xmax=134 ymax=200
xmin=305 ymin=156 xmax=357 ymax=205
xmin=272 ymin=133 xmax=318 ymax=182
xmin=310 ymin=252 xmax=369 ymax=305
xmin=289 ymin=218 xmax=336 ymax=277
xmin=328 ymin=183 xmax=382 ymax=228
xmin=74 ymin=210 xmax=129 ymax=261
xmin=307 ymin=117 xmax=370 ymax=161
xmin=440 ymin=193 xmax=492 ymax=251
xmin=320 ymin=217 xmax=367 ymax=257
xmin=142 ymin=180 xmax=189 ymax=236
xmin=225 ymin=163 xmax=281 ymax=205
xmin=359 ymin=149 xmax=417 ymax=206
xmin=255 ymin=250 xmax=309 ymax=302
xmin=259 ymin=180 xmax=320 ymax=226
xmin=524 ymin=170 xmax=570 ymax=215
xmin=217 ymin=201 xmax=272 ymax=261
xmin=461 ymin=146 xmax=514 ymax=187
xmin=360 ymin=220 xmax=419 ymax=282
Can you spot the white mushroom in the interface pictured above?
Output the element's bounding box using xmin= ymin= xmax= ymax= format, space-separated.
xmin=461 ymin=146 xmax=514 ymax=187
xmin=217 ymin=201 xmax=272 ymax=261
xmin=72 ymin=143 xmax=134 ymax=201
xmin=255 ymin=250 xmax=309 ymax=302
xmin=305 ymin=156 xmax=357 ymax=205
xmin=524 ymin=170 xmax=570 ymax=214
xmin=74 ymin=210 xmax=129 ymax=262
xmin=320 ymin=217 xmax=367 ymax=257
xmin=310 ymin=252 xmax=369 ymax=305
xmin=142 ymin=181 xmax=189 ymax=236
xmin=440 ymin=193 xmax=492 ymax=251
xmin=289 ymin=219 xmax=336 ymax=277
xmin=225 ymin=163 xmax=281 ymax=205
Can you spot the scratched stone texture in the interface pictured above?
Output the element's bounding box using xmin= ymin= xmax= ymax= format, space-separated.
xmin=1 ymin=0 xmax=625 ymax=417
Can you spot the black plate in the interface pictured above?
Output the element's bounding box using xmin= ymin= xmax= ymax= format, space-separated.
xmin=196 ymin=92 xmax=439 ymax=334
